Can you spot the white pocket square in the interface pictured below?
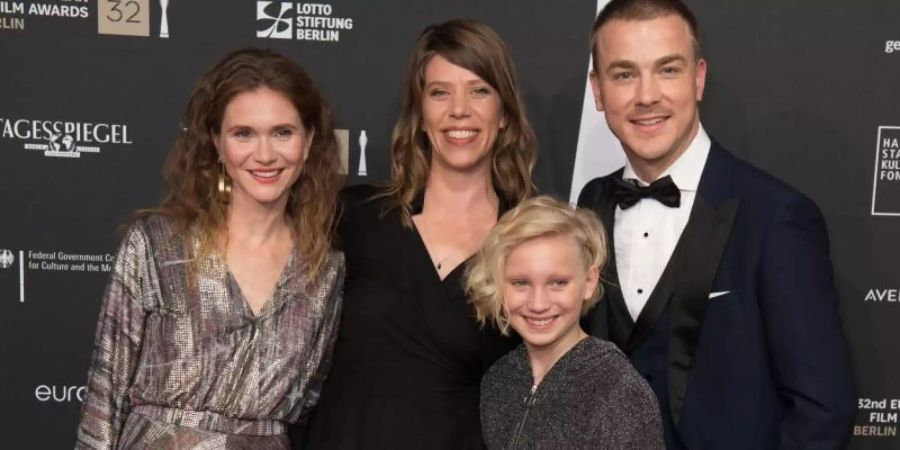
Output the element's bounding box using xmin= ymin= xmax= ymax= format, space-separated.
xmin=709 ymin=291 xmax=730 ymax=299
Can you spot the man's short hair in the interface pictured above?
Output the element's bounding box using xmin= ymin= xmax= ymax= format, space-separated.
xmin=591 ymin=0 xmax=702 ymax=73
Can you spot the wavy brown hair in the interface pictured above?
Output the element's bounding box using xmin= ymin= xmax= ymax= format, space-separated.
xmin=382 ymin=19 xmax=538 ymax=224
xmin=141 ymin=48 xmax=342 ymax=279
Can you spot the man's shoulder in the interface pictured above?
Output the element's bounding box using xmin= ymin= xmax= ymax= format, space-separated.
xmin=708 ymin=142 xmax=814 ymax=210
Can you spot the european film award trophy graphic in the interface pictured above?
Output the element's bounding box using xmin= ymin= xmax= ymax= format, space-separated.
xmin=358 ymin=130 xmax=368 ymax=176
xmin=159 ymin=0 xmax=170 ymax=38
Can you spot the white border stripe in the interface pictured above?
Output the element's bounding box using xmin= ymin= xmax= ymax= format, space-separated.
xmin=569 ymin=0 xmax=623 ymax=203
xmin=19 ymin=250 xmax=25 ymax=303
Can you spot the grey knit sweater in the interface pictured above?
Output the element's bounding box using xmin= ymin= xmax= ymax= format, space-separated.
xmin=480 ymin=337 xmax=664 ymax=449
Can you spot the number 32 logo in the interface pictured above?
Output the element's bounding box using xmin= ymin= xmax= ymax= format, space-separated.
xmin=98 ymin=0 xmax=151 ymax=37
xmin=107 ymin=0 xmax=142 ymax=23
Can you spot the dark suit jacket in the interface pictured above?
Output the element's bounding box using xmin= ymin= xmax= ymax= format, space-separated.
xmin=577 ymin=141 xmax=855 ymax=449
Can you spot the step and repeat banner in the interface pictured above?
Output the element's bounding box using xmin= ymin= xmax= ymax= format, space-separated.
xmin=0 ymin=0 xmax=897 ymax=448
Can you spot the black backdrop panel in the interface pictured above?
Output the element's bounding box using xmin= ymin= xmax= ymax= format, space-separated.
xmin=0 ymin=1 xmax=897 ymax=448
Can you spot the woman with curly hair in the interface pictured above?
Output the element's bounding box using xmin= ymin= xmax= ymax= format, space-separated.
xmin=76 ymin=48 xmax=344 ymax=449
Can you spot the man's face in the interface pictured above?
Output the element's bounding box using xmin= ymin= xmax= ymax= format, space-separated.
xmin=590 ymin=15 xmax=707 ymax=180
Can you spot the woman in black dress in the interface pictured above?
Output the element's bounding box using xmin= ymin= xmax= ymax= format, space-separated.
xmin=302 ymin=20 xmax=537 ymax=449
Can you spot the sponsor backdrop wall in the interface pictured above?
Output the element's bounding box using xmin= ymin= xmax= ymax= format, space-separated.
xmin=0 ymin=0 xmax=897 ymax=448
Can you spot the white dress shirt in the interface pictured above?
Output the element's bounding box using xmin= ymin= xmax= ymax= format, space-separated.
xmin=614 ymin=126 xmax=711 ymax=320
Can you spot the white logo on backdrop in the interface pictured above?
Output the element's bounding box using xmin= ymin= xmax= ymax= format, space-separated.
xmin=0 ymin=1 xmax=25 ymax=30
xmin=871 ymin=126 xmax=900 ymax=216
xmin=257 ymin=1 xmax=292 ymax=39
xmin=9 ymin=250 xmax=114 ymax=303
xmin=35 ymin=385 xmax=87 ymax=403
xmin=1 ymin=249 xmax=24 ymax=303
xmin=358 ymin=130 xmax=368 ymax=176
xmin=97 ymin=0 xmax=173 ymax=38
xmin=0 ymin=117 xmax=133 ymax=159
xmin=569 ymin=0 xmax=624 ymax=202
xmin=333 ymin=129 xmax=368 ymax=176
xmin=159 ymin=0 xmax=170 ymax=38
xmin=47 ymin=133 xmax=76 ymax=153
xmin=865 ymin=288 xmax=899 ymax=303
xmin=255 ymin=1 xmax=353 ymax=42
xmin=886 ymin=40 xmax=900 ymax=54
xmin=1 ymin=0 xmax=89 ymax=31
xmin=0 ymin=249 xmax=14 ymax=269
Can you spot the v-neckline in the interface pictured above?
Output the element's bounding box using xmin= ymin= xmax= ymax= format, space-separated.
xmin=407 ymin=188 xmax=511 ymax=283
xmin=410 ymin=219 xmax=471 ymax=283
xmin=226 ymin=249 xmax=295 ymax=318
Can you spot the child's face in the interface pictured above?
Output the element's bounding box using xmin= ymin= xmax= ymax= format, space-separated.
xmin=502 ymin=234 xmax=598 ymax=353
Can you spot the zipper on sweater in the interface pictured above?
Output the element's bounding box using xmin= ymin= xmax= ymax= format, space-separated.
xmin=510 ymin=384 xmax=539 ymax=449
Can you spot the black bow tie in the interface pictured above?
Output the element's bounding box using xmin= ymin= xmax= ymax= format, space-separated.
xmin=612 ymin=175 xmax=681 ymax=209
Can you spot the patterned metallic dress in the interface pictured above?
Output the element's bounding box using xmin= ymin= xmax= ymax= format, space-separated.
xmin=75 ymin=215 xmax=344 ymax=449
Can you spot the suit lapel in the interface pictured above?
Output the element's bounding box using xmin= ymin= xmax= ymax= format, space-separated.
xmin=666 ymin=143 xmax=740 ymax=427
xmin=625 ymin=261 xmax=674 ymax=352
xmin=666 ymin=194 xmax=738 ymax=426
xmin=584 ymin=143 xmax=741 ymax=427
xmin=623 ymin=193 xmax=738 ymax=354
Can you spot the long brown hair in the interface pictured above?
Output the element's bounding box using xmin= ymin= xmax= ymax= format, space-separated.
xmin=383 ymin=20 xmax=537 ymax=224
xmin=142 ymin=47 xmax=342 ymax=279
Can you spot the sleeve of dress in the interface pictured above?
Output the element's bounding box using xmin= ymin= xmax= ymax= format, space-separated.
xmin=294 ymin=252 xmax=346 ymax=424
xmin=75 ymin=224 xmax=152 ymax=450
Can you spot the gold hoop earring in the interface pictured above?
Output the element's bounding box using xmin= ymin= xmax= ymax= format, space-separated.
xmin=217 ymin=162 xmax=232 ymax=203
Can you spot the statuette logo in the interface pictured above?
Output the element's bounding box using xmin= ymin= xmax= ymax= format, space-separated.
xmin=159 ymin=0 xmax=169 ymax=38
xmin=358 ymin=130 xmax=368 ymax=176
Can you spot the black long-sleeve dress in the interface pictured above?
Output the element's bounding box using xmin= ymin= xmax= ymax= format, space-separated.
xmin=301 ymin=184 xmax=517 ymax=449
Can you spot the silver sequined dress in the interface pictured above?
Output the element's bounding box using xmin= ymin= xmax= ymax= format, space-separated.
xmin=75 ymin=215 xmax=344 ymax=449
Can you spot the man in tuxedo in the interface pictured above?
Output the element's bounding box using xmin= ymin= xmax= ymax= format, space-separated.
xmin=576 ymin=0 xmax=856 ymax=448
